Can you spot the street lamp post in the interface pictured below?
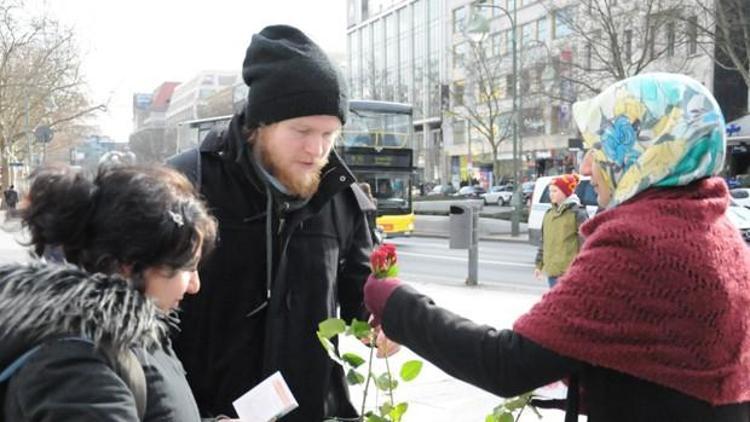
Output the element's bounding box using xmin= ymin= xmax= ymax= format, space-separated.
xmin=469 ymin=0 xmax=521 ymax=236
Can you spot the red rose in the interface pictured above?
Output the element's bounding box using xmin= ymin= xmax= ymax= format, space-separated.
xmin=370 ymin=243 xmax=399 ymax=279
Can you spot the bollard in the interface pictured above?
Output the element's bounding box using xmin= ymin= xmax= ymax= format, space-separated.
xmin=449 ymin=204 xmax=479 ymax=286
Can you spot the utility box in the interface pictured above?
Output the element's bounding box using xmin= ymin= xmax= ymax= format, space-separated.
xmin=449 ymin=204 xmax=473 ymax=249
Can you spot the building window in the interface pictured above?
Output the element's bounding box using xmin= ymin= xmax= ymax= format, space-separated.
xmin=490 ymin=32 xmax=502 ymax=57
xmin=624 ymin=29 xmax=632 ymax=62
xmin=522 ymin=22 xmax=534 ymax=46
xmin=553 ymin=7 xmax=574 ymax=39
xmin=537 ymin=17 xmax=548 ymax=43
xmin=453 ymin=42 xmax=467 ymax=69
xmin=585 ymin=42 xmax=592 ymax=70
xmin=497 ymin=31 xmax=508 ymax=56
xmin=453 ymin=80 xmax=465 ymax=107
xmin=687 ymin=16 xmax=698 ymax=55
xmin=453 ymin=6 xmax=466 ymax=33
xmin=453 ymin=118 xmax=466 ymax=145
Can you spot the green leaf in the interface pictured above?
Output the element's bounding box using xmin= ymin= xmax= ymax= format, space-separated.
xmin=385 ymin=265 xmax=400 ymax=278
xmin=342 ymin=352 xmax=366 ymax=368
xmin=318 ymin=318 xmax=346 ymax=339
xmin=346 ymin=368 xmax=365 ymax=385
xmin=379 ymin=402 xmax=393 ymax=417
xmin=349 ymin=318 xmax=373 ymax=340
xmin=389 ymin=402 xmax=408 ymax=422
xmin=485 ymin=415 xmax=498 ymax=422
xmin=316 ymin=333 xmax=343 ymax=365
xmin=490 ymin=404 xmax=505 ymax=416
xmin=399 ymin=360 xmax=423 ymax=381
xmin=375 ymin=372 xmax=398 ymax=391
xmin=365 ymin=414 xmax=390 ymax=422
xmin=498 ymin=413 xmax=513 ymax=422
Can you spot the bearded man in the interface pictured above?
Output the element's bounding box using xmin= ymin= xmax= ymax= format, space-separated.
xmin=168 ymin=25 xmax=373 ymax=421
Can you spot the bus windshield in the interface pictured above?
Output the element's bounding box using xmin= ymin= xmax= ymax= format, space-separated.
xmin=360 ymin=172 xmax=411 ymax=215
xmin=342 ymin=109 xmax=411 ymax=148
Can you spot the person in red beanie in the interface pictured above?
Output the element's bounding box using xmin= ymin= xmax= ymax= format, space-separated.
xmin=362 ymin=73 xmax=750 ymax=422
xmin=533 ymin=174 xmax=588 ymax=288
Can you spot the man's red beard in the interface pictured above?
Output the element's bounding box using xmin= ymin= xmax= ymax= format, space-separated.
xmin=256 ymin=134 xmax=329 ymax=198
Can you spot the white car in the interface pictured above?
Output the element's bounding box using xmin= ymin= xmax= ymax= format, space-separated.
xmin=481 ymin=185 xmax=514 ymax=206
xmin=527 ymin=176 xmax=599 ymax=246
xmin=730 ymin=188 xmax=750 ymax=209
xmin=727 ymin=199 xmax=750 ymax=244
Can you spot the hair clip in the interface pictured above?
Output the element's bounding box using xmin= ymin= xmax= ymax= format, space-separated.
xmin=168 ymin=210 xmax=184 ymax=227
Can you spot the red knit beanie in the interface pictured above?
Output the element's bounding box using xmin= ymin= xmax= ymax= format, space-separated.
xmin=551 ymin=174 xmax=580 ymax=197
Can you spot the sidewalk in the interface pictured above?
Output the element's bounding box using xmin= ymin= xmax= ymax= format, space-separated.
xmin=341 ymin=279 xmax=572 ymax=421
xmin=0 ymin=212 xmax=28 ymax=265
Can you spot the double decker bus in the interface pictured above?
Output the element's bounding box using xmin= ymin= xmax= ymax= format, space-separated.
xmin=175 ymin=114 xmax=233 ymax=154
xmin=338 ymin=100 xmax=415 ymax=237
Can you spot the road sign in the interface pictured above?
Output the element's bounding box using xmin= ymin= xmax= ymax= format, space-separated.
xmin=34 ymin=125 xmax=54 ymax=143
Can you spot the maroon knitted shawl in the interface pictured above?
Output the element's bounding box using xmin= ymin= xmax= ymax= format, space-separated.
xmin=514 ymin=177 xmax=750 ymax=405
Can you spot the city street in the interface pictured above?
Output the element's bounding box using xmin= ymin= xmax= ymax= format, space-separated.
xmin=388 ymin=236 xmax=545 ymax=294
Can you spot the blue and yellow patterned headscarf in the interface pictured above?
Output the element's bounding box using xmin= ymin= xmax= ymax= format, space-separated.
xmin=572 ymin=73 xmax=726 ymax=208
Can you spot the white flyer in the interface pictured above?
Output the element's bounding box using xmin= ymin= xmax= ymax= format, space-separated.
xmin=232 ymin=371 xmax=298 ymax=422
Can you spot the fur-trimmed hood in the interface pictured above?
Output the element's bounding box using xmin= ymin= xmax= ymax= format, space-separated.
xmin=0 ymin=262 xmax=168 ymax=369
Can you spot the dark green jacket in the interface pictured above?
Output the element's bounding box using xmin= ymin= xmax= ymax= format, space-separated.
xmin=535 ymin=197 xmax=588 ymax=277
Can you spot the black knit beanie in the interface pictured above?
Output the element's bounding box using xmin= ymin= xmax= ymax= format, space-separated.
xmin=242 ymin=25 xmax=348 ymax=128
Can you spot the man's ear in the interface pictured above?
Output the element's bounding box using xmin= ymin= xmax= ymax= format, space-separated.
xmin=247 ymin=127 xmax=259 ymax=146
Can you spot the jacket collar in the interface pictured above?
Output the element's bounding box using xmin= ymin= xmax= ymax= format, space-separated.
xmin=0 ymin=263 xmax=168 ymax=368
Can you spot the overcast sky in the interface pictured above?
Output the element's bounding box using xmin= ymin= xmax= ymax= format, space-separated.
xmin=36 ymin=0 xmax=348 ymax=142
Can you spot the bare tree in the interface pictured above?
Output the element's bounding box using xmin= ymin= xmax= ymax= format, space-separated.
xmin=543 ymin=0 xmax=693 ymax=97
xmin=129 ymin=127 xmax=175 ymax=165
xmin=0 ymin=1 xmax=103 ymax=186
xmin=449 ymin=36 xmax=513 ymax=180
xmin=685 ymin=0 xmax=750 ymax=94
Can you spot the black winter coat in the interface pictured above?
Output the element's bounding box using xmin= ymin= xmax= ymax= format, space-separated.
xmin=0 ymin=263 xmax=203 ymax=422
xmin=382 ymin=285 xmax=750 ymax=422
xmin=170 ymin=114 xmax=373 ymax=421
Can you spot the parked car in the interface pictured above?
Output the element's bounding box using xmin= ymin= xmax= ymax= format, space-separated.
xmin=453 ymin=185 xmax=486 ymax=199
xmin=521 ymin=181 xmax=536 ymax=204
xmin=481 ymin=185 xmax=514 ymax=206
xmin=730 ymin=188 xmax=750 ymax=209
xmin=426 ymin=184 xmax=457 ymax=197
xmin=527 ymin=176 xmax=599 ymax=246
xmin=727 ymin=199 xmax=750 ymax=244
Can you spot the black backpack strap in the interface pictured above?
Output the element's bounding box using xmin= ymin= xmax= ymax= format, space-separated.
xmin=0 ymin=337 xmax=147 ymax=421
xmin=166 ymin=148 xmax=202 ymax=190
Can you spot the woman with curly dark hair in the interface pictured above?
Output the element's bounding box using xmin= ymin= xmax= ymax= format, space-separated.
xmin=0 ymin=164 xmax=220 ymax=421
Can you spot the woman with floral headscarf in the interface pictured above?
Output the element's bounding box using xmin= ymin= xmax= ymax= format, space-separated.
xmin=361 ymin=73 xmax=750 ymax=422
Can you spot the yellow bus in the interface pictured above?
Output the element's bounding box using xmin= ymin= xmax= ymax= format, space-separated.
xmin=338 ymin=100 xmax=415 ymax=237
